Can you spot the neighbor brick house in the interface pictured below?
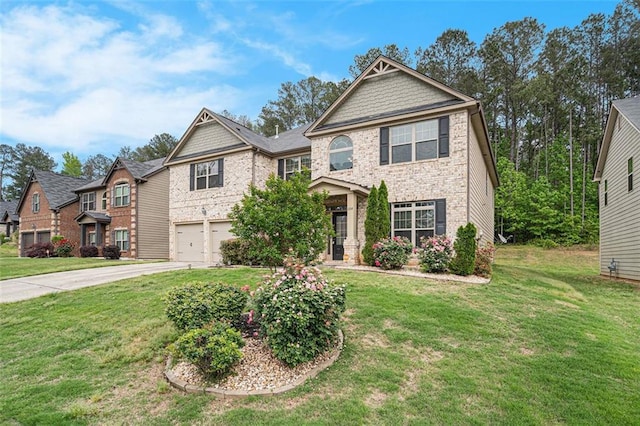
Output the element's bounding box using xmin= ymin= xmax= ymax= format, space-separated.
xmin=165 ymin=56 xmax=498 ymax=264
xmin=74 ymin=157 xmax=170 ymax=259
xmin=0 ymin=200 xmax=19 ymax=237
xmin=594 ymin=97 xmax=640 ymax=281
xmin=16 ymin=170 xmax=90 ymax=256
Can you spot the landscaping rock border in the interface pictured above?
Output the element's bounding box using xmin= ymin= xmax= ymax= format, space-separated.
xmin=164 ymin=330 xmax=344 ymax=398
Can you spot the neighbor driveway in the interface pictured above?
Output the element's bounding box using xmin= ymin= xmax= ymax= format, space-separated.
xmin=0 ymin=262 xmax=208 ymax=303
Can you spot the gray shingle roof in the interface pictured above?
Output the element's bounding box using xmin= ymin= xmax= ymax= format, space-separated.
xmin=33 ymin=170 xmax=91 ymax=209
xmin=75 ymin=178 xmax=105 ymax=192
xmin=614 ymin=97 xmax=640 ymax=130
xmin=120 ymin=157 xmax=166 ymax=180
xmin=0 ymin=200 xmax=18 ymax=222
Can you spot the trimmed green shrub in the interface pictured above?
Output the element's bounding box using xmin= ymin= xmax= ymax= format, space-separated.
xmin=165 ymin=282 xmax=248 ymax=331
xmin=80 ymin=245 xmax=99 ymax=258
xmin=377 ymin=181 xmax=391 ymax=241
xmin=373 ymin=236 xmax=413 ymax=270
xmin=254 ymin=258 xmax=346 ymax=366
xmin=220 ymin=238 xmax=263 ymax=266
xmin=474 ymin=242 xmax=496 ymax=277
xmin=418 ymin=235 xmax=453 ymax=273
xmin=450 ymin=223 xmax=478 ymax=276
xmin=102 ymin=245 xmax=121 ymax=259
xmin=362 ymin=185 xmax=379 ymax=265
xmin=26 ymin=242 xmax=54 ymax=258
xmin=173 ymin=323 xmax=244 ymax=379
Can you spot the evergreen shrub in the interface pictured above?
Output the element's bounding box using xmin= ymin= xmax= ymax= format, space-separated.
xmin=450 ymin=223 xmax=478 ymax=276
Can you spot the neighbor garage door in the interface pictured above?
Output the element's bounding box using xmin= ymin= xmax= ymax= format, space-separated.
xmin=176 ymin=224 xmax=203 ymax=262
xmin=21 ymin=232 xmax=34 ymax=256
xmin=210 ymin=221 xmax=233 ymax=264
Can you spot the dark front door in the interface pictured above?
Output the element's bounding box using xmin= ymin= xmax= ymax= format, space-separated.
xmin=332 ymin=212 xmax=347 ymax=261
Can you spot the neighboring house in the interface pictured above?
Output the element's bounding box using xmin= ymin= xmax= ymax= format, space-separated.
xmin=0 ymin=200 xmax=19 ymax=237
xmin=165 ymin=56 xmax=498 ymax=265
xmin=16 ymin=170 xmax=90 ymax=256
xmin=74 ymin=157 xmax=170 ymax=259
xmin=594 ymin=97 xmax=640 ymax=282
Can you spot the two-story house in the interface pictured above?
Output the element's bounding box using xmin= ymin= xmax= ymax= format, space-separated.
xmin=16 ymin=170 xmax=90 ymax=256
xmin=1 ymin=200 xmax=19 ymax=237
xmin=594 ymin=97 xmax=640 ymax=281
xmin=165 ymin=56 xmax=499 ymax=265
xmin=74 ymin=157 xmax=169 ymax=259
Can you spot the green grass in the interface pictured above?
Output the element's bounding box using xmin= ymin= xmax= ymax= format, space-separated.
xmin=0 ymin=244 xmax=147 ymax=279
xmin=1 ymin=246 xmax=639 ymax=425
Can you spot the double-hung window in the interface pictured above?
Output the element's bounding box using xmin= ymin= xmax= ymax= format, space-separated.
xmin=392 ymin=201 xmax=435 ymax=245
xmin=329 ymin=136 xmax=353 ymax=171
xmin=32 ymin=193 xmax=40 ymax=213
xmin=114 ymin=229 xmax=129 ymax=251
xmin=285 ymin=154 xmax=311 ymax=180
xmin=101 ymin=192 xmax=107 ymax=210
xmin=81 ymin=192 xmax=96 ymax=212
xmin=114 ymin=183 xmax=130 ymax=207
xmin=191 ymin=158 xmax=224 ymax=190
xmin=390 ymin=119 xmax=438 ymax=163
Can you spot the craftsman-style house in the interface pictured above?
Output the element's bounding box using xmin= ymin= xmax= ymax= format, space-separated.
xmin=165 ymin=56 xmax=498 ymax=264
xmin=594 ymin=97 xmax=640 ymax=282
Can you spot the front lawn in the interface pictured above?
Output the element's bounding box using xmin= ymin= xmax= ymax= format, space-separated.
xmin=0 ymin=246 xmax=638 ymax=424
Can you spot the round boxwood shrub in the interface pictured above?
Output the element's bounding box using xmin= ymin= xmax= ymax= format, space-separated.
xmin=102 ymin=245 xmax=121 ymax=259
xmin=253 ymin=258 xmax=346 ymax=366
xmin=173 ymin=323 xmax=244 ymax=379
xmin=165 ymin=282 xmax=248 ymax=331
xmin=80 ymin=245 xmax=99 ymax=258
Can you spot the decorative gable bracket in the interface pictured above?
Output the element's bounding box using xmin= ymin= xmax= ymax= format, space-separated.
xmin=196 ymin=111 xmax=215 ymax=126
xmin=363 ymin=61 xmax=399 ymax=80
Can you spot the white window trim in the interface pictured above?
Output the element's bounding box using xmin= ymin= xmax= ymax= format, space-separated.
xmin=391 ymin=201 xmax=436 ymax=246
xmin=114 ymin=229 xmax=129 ymax=251
xmin=81 ymin=192 xmax=96 ymax=212
xmin=114 ymin=183 xmax=130 ymax=207
xmin=101 ymin=191 xmax=107 ymax=210
xmin=390 ymin=118 xmax=438 ymax=164
xmin=194 ymin=160 xmax=222 ymax=190
xmin=32 ymin=193 xmax=40 ymax=213
xmin=284 ymin=154 xmax=311 ymax=180
xmin=329 ymin=136 xmax=353 ymax=171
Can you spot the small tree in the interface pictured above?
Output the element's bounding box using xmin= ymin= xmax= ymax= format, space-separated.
xmin=362 ymin=185 xmax=378 ymax=265
xmin=377 ymin=180 xmax=391 ymax=242
xmin=229 ymin=172 xmax=332 ymax=270
xmin=450 ymin=223 xmax=478 ymax=276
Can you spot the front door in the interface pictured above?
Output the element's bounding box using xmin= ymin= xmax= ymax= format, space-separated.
xmin=332 ymin=212 xmax=347 ymax=261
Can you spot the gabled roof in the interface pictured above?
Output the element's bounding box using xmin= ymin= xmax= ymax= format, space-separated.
xmin=74 ymin=211 xmax=111 ymax=223
xmin=100 ymin=157 xmax=167 ymax=186
xmin=306 ymin=56 xmax=475 ymax=136
xmin=594 ymin=97 xmax=640 ymax=181
xmin=0 ymin=200 xmax=19 ymax=222
xmin=165 ymin=108 xmax=311 ymax=165
xmin=309 ymin=176 xmax=370 ymax=197
xmin=16 ymin=170 xmax=90 ymax=213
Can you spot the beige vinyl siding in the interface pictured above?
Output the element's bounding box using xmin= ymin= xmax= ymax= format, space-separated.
xmin=137 ymin=169 xmax=170 ymax=259
xmin=176 ymin=121 xmax=245 ymax=158
xmin=325 ymin=72 xmax=456 ymax=126
xmin=599 ymin=115 xmax=640 ymax=281
xmin=467 ymin=120 xmax=495 ymax=244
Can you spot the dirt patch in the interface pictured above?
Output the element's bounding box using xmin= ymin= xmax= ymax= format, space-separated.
xmin=519 ymin=347 xmax=535 ymax=356
xmin=365 ymin=389 xmax=388 ymax=408
xmin=360 ymin=332 xmax=391 ymax=348
xmin=555 ymin=299 xmax=580 ymax=309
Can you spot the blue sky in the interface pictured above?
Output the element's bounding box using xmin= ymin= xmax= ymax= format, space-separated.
xmin=0 ymin=0 xmax=618 ymax=166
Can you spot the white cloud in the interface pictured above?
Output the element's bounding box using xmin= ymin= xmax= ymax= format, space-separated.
xmin=0 ymin=3 xmax=238 ymax=152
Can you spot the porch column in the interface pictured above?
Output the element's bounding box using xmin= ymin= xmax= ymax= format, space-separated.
xmin=343 ymin=192 xmax=360 ymax=264
xmin=96 ymin=222 xmax=102 ymax=245
xmin=80 ymin=225 xmax=86 ymax=247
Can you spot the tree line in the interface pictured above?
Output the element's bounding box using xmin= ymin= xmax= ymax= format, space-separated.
xmin=0 ymin=133 xmax=178 ymax=201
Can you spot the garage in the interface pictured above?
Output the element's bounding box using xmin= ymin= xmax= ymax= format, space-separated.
xmin=175 ymin=223 xmax=204 ymax=262
xmin=20 ymin=232 xmax=34 ymax=256
xmin=210 ymin=221 xmax=233 ymax=264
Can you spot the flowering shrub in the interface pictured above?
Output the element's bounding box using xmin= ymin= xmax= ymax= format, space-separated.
xmin=53 ymin=238 xmax=75 ymax=257
xmin=253 ymin=257 xmax=346 ymax=366
xmin=417 ymin=235 xmax=453 ymax=273
xmin=372 ymin=236 xmax=413 ymax=270
xmin=474 ymin=242 xmax=496 ymax=277
xmin=173 ymin=323 xmax=244 ymax=379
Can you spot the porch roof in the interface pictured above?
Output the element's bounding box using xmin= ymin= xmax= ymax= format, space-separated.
xmin=74 ymin=211 xmax=112 ymax=224
xmin=309 ymin=177 xmax=370 ymax=197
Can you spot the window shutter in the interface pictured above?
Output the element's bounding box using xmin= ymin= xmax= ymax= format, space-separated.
xmin=217 ymin=158 xmax=224 ymax=187
xmin=438 ymin=116 xmax=449 ymax=158
xmin=189 ymin=164 xmax=195 ymax=191
xmin=277 ymin=159 xmax=284 ymax=179
xmin=435 ymin=199 xmax=446 ymax=235
xmin=380 ymin=127 xmax=389 ymax=165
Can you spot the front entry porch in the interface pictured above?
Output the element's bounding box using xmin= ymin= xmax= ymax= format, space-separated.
xmin=75 ymin=211 xmax=111 ymax=248
xmin=309 ymin=177 xmax=369 ymax=265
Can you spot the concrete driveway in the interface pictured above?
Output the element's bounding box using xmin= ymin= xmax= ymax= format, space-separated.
xmin=0 ymin=261 xmax=208 ymax=304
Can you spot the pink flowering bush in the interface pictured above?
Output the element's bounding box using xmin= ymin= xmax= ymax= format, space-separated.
xmin=253 ymin=257 xmax=346 ymax=366
xmin=372 ymin=236 xmax=413 ymax=270
xmin=474 ymin=242 xmax=496 ymax=277
xmin=418 ymin=235 xmax=453 ymax=273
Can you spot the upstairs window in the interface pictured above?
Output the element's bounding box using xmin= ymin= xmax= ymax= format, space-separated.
xmin=81 ymin=192 xmax=96 ymax=212
xmin=190 ymin=158 xmax=224 ymax=190
xmin=380 ymin=116 xmax=449 ymax=165
xmin=329 ymin=136 xmax=353 ymax=171
xmin=278 ymin=154 xmax=311 ymax=180
xmin=32 ymin=193 xmax=40 ymax=213
xmin=114 ymin=183 xmax=130 ymax=207
xmin=101 ymin=191 xmax=107 ymax=210
xmin=628 ymin=157 xmax=634 ymax=192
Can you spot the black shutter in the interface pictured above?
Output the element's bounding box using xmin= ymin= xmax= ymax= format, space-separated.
xmin=217 ymin=158 xmax=224 ymax=187
xmin=380 ymin=127 xmax=389 ymax=165
xmin=277 ymin=159 xmax=284 ymax=179
xmin=189 ymin=164 xmax=195 ymax=191
xmin=438 ymin=116 xmax=449 ymax=158
xmin=435 ymin=199 xmax=446 ymax=235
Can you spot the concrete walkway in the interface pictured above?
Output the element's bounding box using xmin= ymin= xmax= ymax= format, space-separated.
xmin=0 ymin=261 xmax=209 ymax=304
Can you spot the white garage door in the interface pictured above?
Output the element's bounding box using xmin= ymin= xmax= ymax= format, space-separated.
xmin=176 ymin=224 xmax=204 ymax=262
xmin=210 ymin=221 xmax=233 ymax=264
